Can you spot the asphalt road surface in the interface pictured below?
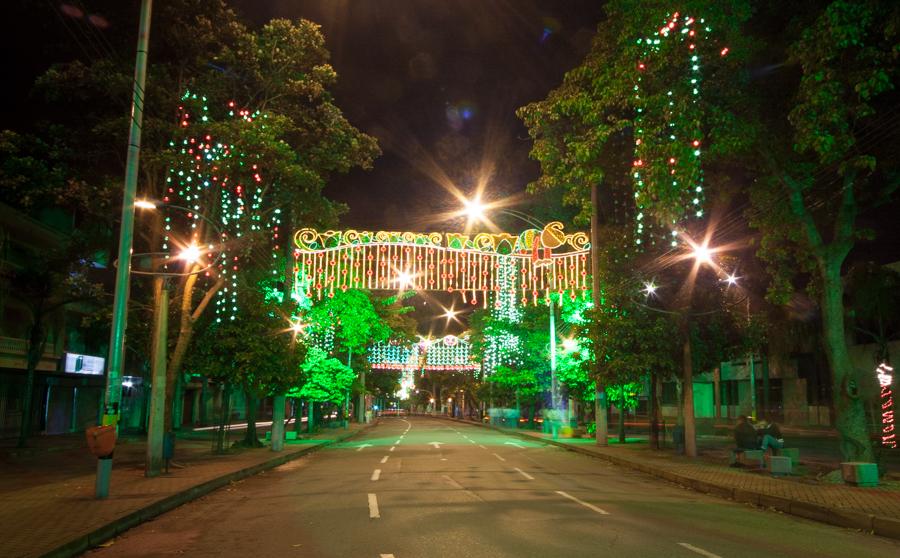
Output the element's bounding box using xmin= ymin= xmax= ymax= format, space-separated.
xmin=86 ymin=416 xmax=900 ymax=558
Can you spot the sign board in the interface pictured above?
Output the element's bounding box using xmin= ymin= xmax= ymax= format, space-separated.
xmin=64 ymin=353 xmax=105 ymax=376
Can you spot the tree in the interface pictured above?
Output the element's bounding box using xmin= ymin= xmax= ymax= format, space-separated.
xmin=187 ymin=280 xmax=304 ymax=448
xmin=746 ymin=0 xmax=900 ymax=461
xmin=21 ymin=4 xmax=378 ymax=433
xmin=293 ymin=347 xmax=356 ymax=406
xmin=0 ymin=130 xmax=110 ymax=447
xmin=305 ymin=289 xmax=391 ymax=421
xmin=518 ymin=1 xmax=752 ymax=449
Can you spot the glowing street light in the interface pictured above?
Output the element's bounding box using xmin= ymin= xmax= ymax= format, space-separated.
xmin=463 ymin=197 xmax=486 ymax=221
xmin=134 ymin=199 xmax=157 ymax=210
xmin=724 ymin=273 xmax=739 ymax=286
xmin=692 ymin=243 xmax=713 ymax=265
xmin=643 ymin=281 xmax=658 ymax=296
xmin=562 ymin=338 xmax=578 ymax=352
xmin=178 ymin=243 xmax=202 ymax=264
xmin=291 ymin=321 xmax=305 ymax=334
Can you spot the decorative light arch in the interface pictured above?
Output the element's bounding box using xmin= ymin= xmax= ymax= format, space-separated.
xmin=292 ymin=222 xmax=590 ymax=307
xmin=368 ymin=335 xmax=478 ymax=372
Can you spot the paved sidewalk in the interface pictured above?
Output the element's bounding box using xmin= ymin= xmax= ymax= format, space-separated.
xmin=445 ymin=416 xmax=900 ymax=540
xmin=1 ymin=422 xmax=373 ymax=558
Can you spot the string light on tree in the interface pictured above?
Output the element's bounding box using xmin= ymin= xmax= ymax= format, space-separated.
xmin=632 ymin=12 xmax=728 ymax=248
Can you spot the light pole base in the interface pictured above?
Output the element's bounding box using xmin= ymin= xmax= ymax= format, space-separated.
xmin=95 ymin=457 xmax=113 ymax=499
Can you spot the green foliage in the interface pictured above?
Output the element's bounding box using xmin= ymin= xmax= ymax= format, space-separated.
xmin=517 ymin=0 xmax=753 ymax=225
xmin=846 ymin=262 xmax=900 ymax=360
xmin=292 ymin=347 xmax=356 ymax=404
xmin=306 ymin=289 xmax=391 ymax=355
xmin=187 ymin=284 xmax=304 ymax=396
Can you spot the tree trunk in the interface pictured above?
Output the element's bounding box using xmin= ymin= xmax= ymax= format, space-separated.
xmin=243 ymin=385 xmax=260 ymax=447
xmin=821 ymin=260 xmax=874 ymax=462
xmin=215 ymin=382 xmax=232 ymax=453
xmin=18 ymin=319 xmax=46 ymax=448
xmin=649 ymin=369 xmax=660 ymax=449
xmin=617 ymin=404 xmax=626 ymax=443
xmin=682 ymin=318 xmax=697 ymax=457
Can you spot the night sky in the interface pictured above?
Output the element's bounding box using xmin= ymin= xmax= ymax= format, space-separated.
xmin=230 ymin=1 xmax=605 ymax=334
xmin=233 ymin=0 xmax=603 ymax=232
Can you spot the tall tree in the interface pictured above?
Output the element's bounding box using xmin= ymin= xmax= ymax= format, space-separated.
xmin=747 ymin=0 xmax=900 ymax=461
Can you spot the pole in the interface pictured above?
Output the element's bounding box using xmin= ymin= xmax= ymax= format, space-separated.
xmin=549 ymin=297 xmax=558 ymax=410
xmin=145 ymin=278 xmax=167 ymax=477
xmin=358 ymin=367 xmax=366 ymax=423
xmin=590 ymin=183 xmax=608 ymax=446
xmin=344 ymin=348 xmax=351 ymax=428
xmin=97 ymin=0 xmax=153 ymax=498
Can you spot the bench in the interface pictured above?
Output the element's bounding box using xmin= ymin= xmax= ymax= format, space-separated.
xmin=730 ymin=448 xmax=764 ymax=468
xmin=765 ymin=454 xmax=793 ymax=475
xmin=778 ymin=447 xmax=800 ymax=466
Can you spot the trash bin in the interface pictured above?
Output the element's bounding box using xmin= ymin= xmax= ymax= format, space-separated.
xmin=86 ymin=425 xmax=117 ymax=459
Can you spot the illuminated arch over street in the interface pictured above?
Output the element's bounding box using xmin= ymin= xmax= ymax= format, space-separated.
xmin=293 ymin=222 xmax=590 ymax=307
xmin=368 ymin=335 xmax=478 ymax=372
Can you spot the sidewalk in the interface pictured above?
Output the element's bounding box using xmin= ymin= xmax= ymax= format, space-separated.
xmin=448 ymin=417 xmax=900 ymax=540
xmin=0 ymin=422 xmax=373 ymax=558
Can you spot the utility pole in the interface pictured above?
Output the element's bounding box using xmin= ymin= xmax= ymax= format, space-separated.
xmin=97 ymin=0 xmax=153 ymax=499
xmin=591 ymin=183 xmax=608 ymax=446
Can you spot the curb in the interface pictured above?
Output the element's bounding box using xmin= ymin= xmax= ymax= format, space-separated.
xmin=435 ymin=415 xmax=900 ymax=541
xmin=41 ymin=421 xmax=378 ymax=558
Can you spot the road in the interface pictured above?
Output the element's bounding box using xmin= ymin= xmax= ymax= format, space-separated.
xmin=87 ymin=416 xmax=900 ymax=558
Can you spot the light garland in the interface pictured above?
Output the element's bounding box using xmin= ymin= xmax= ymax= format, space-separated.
xmin=165 ymin=92 xmax=282 ymax=322
xmin=482 ymin=257 xmax=524 ymax=376
xmin=877 ymin=362 xmax=896 ymax=448
xmin=368 ymin=336 xmax=479 ymax=371
xmin=632 ymin=12 xmax=727 ymax=247
xmin=292 ymin=223 xmax=590 ymax=306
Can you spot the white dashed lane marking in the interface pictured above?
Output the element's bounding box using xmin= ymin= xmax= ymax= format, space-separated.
xmin=514 ymin=467 xmax=534 ymax=480
xmin=677 ymin=543 xmax=722 ymax=558
xmin=556 ymin=491 xmax=609 ymax=515
xmin=368 ymin=493 xmax=380 ymax=518
xmin=493 ymin=453 xmax=506 ymax=462
xmin=380 ymin=456 xmax=389 ymax=464
xmin=371 ymin=469 xmax=381 ymax=481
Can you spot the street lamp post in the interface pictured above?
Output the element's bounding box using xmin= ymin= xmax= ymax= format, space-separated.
xmin=96 ymin=0 xmax=153 ymax=500
xmin=462 ymin=200 xmax=564 ymax=416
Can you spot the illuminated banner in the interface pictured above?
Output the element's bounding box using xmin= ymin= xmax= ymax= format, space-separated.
xmin=293 ymin=222 xmax=590 ymax=306
xmin=64 ymin=353 xmax=105 ymax=376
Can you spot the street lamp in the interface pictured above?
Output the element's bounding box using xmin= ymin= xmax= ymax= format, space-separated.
xmin=460 ymin=198 xmax=564 ymax=415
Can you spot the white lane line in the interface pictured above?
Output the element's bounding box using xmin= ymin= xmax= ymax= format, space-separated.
xmin=371 ymin=469 xmax=381 ymax=481
xmin=478 ymin=444 xmax=486 ymax=449
xmin=368 ymin=493 xmax=380 ymax=518
xmin=389 ymin=446 xmax=396 ymax=452
xmin=505 ymin=441 xmax=524 ymax=448
xmin=380 ymin=456 xmax=389 ymax=464
xmin=468 ymin=439 xmax=476 ymax=444
xmin=677 ymin=543 xmax=722 ymax=558
xmin=380 ymin=554 xmax=395 ymax=558
xmin=492 ymin=453 xmax=506 ymax=462
xmin=395 ymin=439 xmax=402 ymax=444
xmin=514 ymin=467 xmax=535 ymax=480
xmin=356 ymin=443 xmax=372 ymax=451
xmin=555 ymin=491 xmax=610 ymax=515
